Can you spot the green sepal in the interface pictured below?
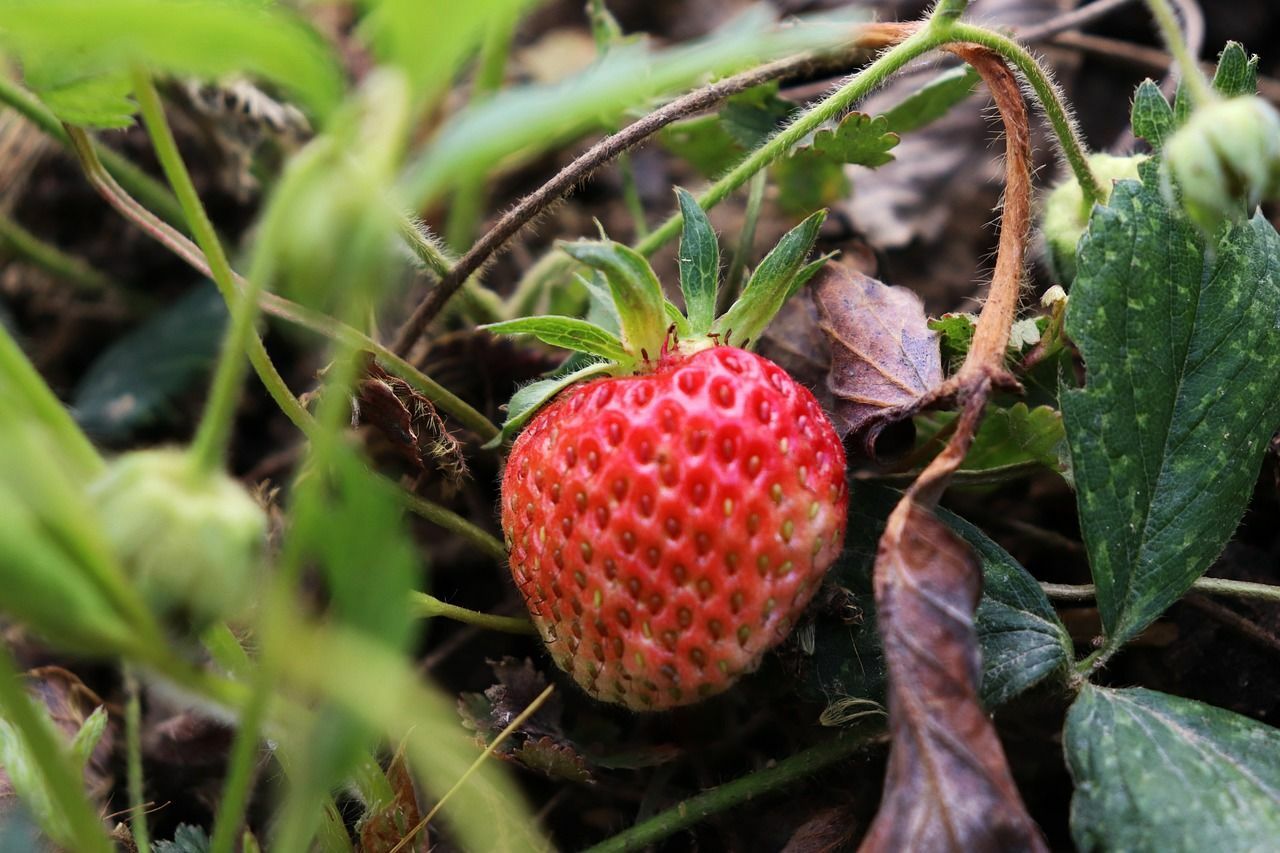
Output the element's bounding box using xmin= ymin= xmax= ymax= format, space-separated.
xmin=713 ymin=208 xmax=825 ymax=346
xmin=485 ymin=361 xmax=614 ymax=449
xmin=559 ymin=240 xmax=668 ymax=360
xmin=675 ymin=188 xmax=719 ymax=335
xmin=1131 ymin=80 xmax=1175 ymax=152
xmin=1210 ymin=42 xmax=1259 ymax=98
xmin=481 ymin=317 xmax=630 ymax=365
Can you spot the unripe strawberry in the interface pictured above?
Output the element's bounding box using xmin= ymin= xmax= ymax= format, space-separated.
xmin=1041 ymin=153 xmax=1144 ymax=285
xmin=489 ymin=191 xmax=847 ymax=709
xmin=89 ymin=449 xmax=266 ymax=632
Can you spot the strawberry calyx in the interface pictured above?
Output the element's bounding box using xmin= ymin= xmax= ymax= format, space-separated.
xmin=483 ymin=188 xmax=829 ymax=445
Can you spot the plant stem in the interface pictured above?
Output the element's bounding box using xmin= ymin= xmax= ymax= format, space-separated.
xmin=0 ymin=648 xmax=112 ymax=853
xmin=0 ymin=213 xmax=119 ymax=293
xmin=932 ymin=0 xmax=971 ymax=23
xmin=395 ymin=491 xmax=507 ymax=562
xmin=0 ymin=76 xmax=188 ymax=233
xmin=1142 ymin=0 xmax=1214 ymax=106
xmin=586 ymin=729 xmax=882 ymax=853
xmin=1043 ymin=577 xmax=1280 ymax=605
xmin=411 ymin=592 xmax=536 ymax=634
xmin=130 ymin=66 xmax=263 ymax=476
xmin=208 ymin=662 xmax=272 ymax=853
xmin=617 ymin=152 xmax=648 ymax=239
xmin=634 ymin=24 xmax=944 ymax=259
xmin=124 ymin=669 xmax=150 ymax=853
xmin=398 ymin=215 xmax=453 ymax=278
xmin=946 ymin=23 xmax=1102 ymax=208
xmin=721 ymin=170 xmax=767 ymax=311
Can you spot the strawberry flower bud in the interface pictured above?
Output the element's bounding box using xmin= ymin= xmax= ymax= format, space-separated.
xmin=1042 ymin=154 xmax=1144 ymax=285
xmin=89 ymin=449 xmax=266 ymax=632
xmin=1162 ymin=95 xmax=1280 ymax=231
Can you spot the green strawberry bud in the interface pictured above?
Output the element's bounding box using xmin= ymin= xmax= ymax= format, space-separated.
xmin=89 ymin=449 xmax=266 ymax=632
xmin=1162 ymin=96 xmax=1280 ymax=231
xmin=1042 ymin=153 xmax=1144 ymax=285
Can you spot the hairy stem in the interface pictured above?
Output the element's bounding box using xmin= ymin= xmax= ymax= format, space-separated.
xmin=411 ymin=592 xmax=536 ymax=634
xmin=948 ymin=23 xmax=1101 ymax=208
xmin=388 ymin=25 xmax=913 ymax=354
xmin=124 ymin=670 xmax=150 ymax=853
xmin=586 ymin=730 xmax=881 ymax=853
xmin=130 ymin=67 xmax=262 ymax=475
xmin=1043 ymin=577 xmax=1280 ymax=604
xmin=1142 ymin=0 xmax=1214 ymax=106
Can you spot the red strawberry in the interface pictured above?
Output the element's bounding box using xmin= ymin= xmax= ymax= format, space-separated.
xmin=488 ymin=190 xmax=846 ymax=709
xmin=502 ymin=346 xmax=847 ymax=709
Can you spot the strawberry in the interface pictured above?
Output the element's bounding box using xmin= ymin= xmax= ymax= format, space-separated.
xmin=488 ymin=191 xmax=847 ymax=710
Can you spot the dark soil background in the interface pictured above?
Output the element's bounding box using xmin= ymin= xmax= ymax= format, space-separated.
xmin=3 ymin=1 xmax=1279 ymax=850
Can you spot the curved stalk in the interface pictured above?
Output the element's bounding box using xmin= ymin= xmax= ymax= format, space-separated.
xmin=411 ymin=592 xmax=535 ymax=635
xmin=1142 ymin=0 xmax=1214 ymax=106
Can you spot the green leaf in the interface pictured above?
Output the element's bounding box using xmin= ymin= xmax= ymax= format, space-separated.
xmin=18 ymin=63 xmax=135 ymax=128
xmin=154 ymin=824 xmax=211 ymax=853
xmin=771 ymin=151 xmax=849 ymax=217
xmin=719 ymin=82 xmax=797 ymax=148
xmin=1130 ymin=80 xmax=1176 ymax=152
xmin=1066 ymin=685 xmax=1280 ymax=852
xmin=658 ymin=114 xmax=742 ymax=179
xmin=1 ymin=0 xmax=344 ymax=122
xmin=714 ymin=209 xmax=825 ymax=345
xmin=917 ymin=403 xmax=1066 ymax=476
xmin=67 ymin=706 xmax=107 ymax=768
xmin=1062 ymin=171 xmax=1280 ymax=654
xmin=675 ymin=188 xmax=719 ymax=334
xmin=1211 ymin=42 xmax=1258 ymax=98
xmin=72 ymin=282 xmax=226 ymax=444
xmin=809 ymin=111 xmax=899 ymax=167
xmin=559 ymin=241 xmax=667 ymax=359
xmin=488 ymin=361 xmax=613 ymax=447
xmin=806 ymin=484 xmax=1071 ymax=711
xmin=483 ymin=317 xmax=629 ymax=363
xmin=882 ymin=65 xmax=980 ymax=134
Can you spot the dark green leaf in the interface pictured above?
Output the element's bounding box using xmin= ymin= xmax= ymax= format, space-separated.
xmin=883 ymin=65 xmax=980 ymax=134
xmin=560 ymin=241 xmax=667 ymax=359
xmin=1062 ymin=171 xmax=1280 ymax=654
xmin=659 ymin=115 xmax=743 ymax=178
xmin=1130 ymin=80 xmax=1175 ymax=152
xmin=154 ymin=824 xmax=211 ymax=853
xmin=489 ymin=361 xmax=613 ymax=447
xmin=805 ymin=484 xmax=1070 ymax=710
xmin=719 ymin=83 xmax=797 ymax=149
xmin=809 ymin=112 xmax=898 ymax=167
xmin=771 ymin=151 xmax=849 ymax=217
xmin=72 ymin=282 xmax=226 ymax=444
xmin=2 ymin=0 xmax=344 ymax=121
xmin=675 ymin=188 xmax=719 ymax=334
xmin=1211 ymin=42 xmax=1258 ymax=98
xmin=714 ymin=209 xmax=824 ymax=345
xmin=483 ymin=317 xmax=628 ymax=363
xmin=916 ymin=403 xmax=1066 ymax=477
xmin=1066 ymin=685 xmax=1280 ymax=852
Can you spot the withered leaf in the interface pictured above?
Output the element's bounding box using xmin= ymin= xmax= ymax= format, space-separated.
xmin=815 ymin=264 xmax=942 ymax=455
xmin=861 ymin=500 xmax=1045 ymax=852
xmin=510 ymin=736 xmax=593 ymax=784
xmin=357 ymin=752 xmax=427 ymax=853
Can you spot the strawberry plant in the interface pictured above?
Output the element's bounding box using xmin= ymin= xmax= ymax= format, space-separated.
xmin=0 ymin=0 xmax=1279 ymax=851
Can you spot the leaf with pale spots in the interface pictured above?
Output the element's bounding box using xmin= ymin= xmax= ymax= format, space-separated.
xmin=814 ymin=264 xmax=942 ymax=455
xmin=1062 ymin=167 xmax=1280 ymax=655
xmin=1065 ymin=685 xmax=1280 ymax=851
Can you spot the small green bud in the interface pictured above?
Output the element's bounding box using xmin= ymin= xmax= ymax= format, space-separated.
xmin=1041 ymin=153 xmax=1145 ymax=284
xmin=1162 ymin=96 xmax=1280 ymax=231
xmin=89 ymin=449 xmax=266 ymax=631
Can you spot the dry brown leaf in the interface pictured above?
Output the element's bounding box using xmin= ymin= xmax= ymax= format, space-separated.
xmin=781 ymin=805 xmax=861 ymax=853
xmin=358 ymin=752 xmax=427 ymax=853
xmin=814 ymin=263 xmax=942 ymax=455
xmin=860 ymin=500 xmax=1045 ymax=852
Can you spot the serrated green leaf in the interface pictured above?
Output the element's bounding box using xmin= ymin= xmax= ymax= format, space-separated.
xmin=917 ymin=403 xmax=1065 ymax=476
xmin=810 ymin=111 xmax=898 ymax=167
xmin=1211 ymin=41 xmax=1258 ymax=98
xmin=714 ymin=209 xmax=824 ymax=346
xmin=1 ymin=0 xmax=344 ymax=121
xmin=883 ymin=65 xmax=980 ymax=134
xmin=72 ymin=281 xmax=226 ymax=444
xmin=659 ymin=115 xmax=743 ymax=178
xmin=1066 ymin=685 xmax=1280 ymax=852
xmin=489 ymin=361 xmax=613 ymax=447
xmin=675 ymin=188 xmax=719 ymax=334
xmin=559 ymin=241 xmax=666 ymax=359
xmin=806 ymin=484 xmax=1071 ymax=710
xmin=483 ymin=316 xmax=628 ymax=362
xmin=1131 ymin=80 xmax=1175 ymax=152
xmin=1062 ymin=171 xmax=1280 ymax=654
xmin=154 ymin=824 xmax=211 ymax=853
xmin=771 ymin=150 xmax=849 ymax=216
